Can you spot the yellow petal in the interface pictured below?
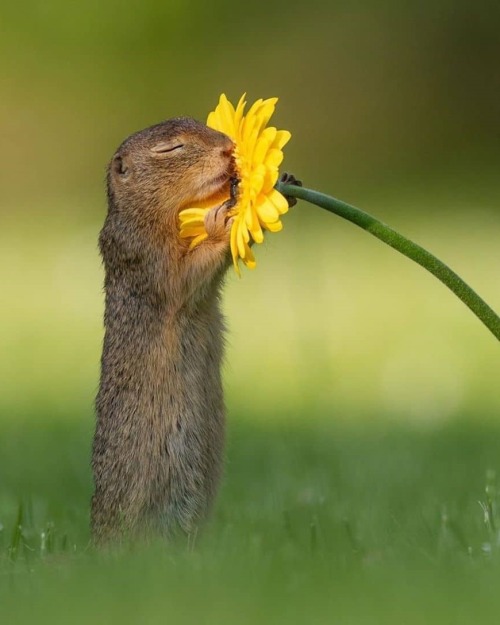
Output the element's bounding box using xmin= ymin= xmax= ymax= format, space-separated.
xmin=245 ymin=201 xmax=259 ymax=231
xmin=244 ymin=201 xmax=264 ymax=243
xmin=179 ymin=216 xmax=204 ymax=227
xmin=188 ymin=233 xmax=208 ymax=248
xmin=208 ymin=103 xmax=223 ymax=131
xmin=263 ymin=219 xmax=283 ymax=233
xmin=256 ymin=196 xmax=279 ymax=224
xmin=230 ymin=220 xmax=240 ymax=273
xmin=241 ymin=242 xmax=256 ymax=269
xmin=208 ymin=94 xmax=228 ymax=132
xmin=242 ymin=222 xmax=250 ymax=242
xmin=241 ymin=98 xmax=264 ymax=143
xmin=271 ymin=130 xmax=291 ymax=150
xmin=218 ymin=94 xmax=236 ymax=137
xmin=249 ymin=221 xmax=264 ymax=244
xmin=179 ymin=208 xmax=209 ymax=220
xmin=269 ymin=189 xmax=289 ymax=215
xmin=244 ymin=98 xmax=264 ymax=123
xmin=249 ymin=164 xmax=265 ymax=196
xmin=261 ymin=168 xmax=279 ymax=194
xmin=252 ymin=131 xmax=274 ymax=168
xmin=265 ymin=148 xmax=284 ymax=169
xmin=245 ymin=126 xmax=260 ymax=163
xmin=260 ymin=127 xmax=278 ymax=152
xmin=236 ymin=223 xmax=248 ymax=258
xmin=207 ymin=110 xmax=218 ymax=129
xmin=180 ymin=225 xmax=206 ymax=238
xmin=253 ymin=98 xmax=278 ymax=134
xmin=234 ymin=93 xmax=247 ymax=132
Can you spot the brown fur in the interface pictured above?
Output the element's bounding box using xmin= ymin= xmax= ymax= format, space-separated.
xmin=91 ymin=117 xmax=236 ymax=543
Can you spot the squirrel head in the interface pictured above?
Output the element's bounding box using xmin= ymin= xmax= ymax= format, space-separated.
xmin=107 ymin=117 xmax=234 ymax=227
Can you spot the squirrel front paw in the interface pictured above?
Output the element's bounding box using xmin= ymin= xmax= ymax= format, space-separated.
xmin=204 ymin=200 xmax=234 ymax=241
xmin=204 ymin=177 xmax=239 ymax=241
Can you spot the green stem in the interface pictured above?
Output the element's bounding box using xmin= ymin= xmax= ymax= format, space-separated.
xmin=276 ymin=182 xmax=500 ymax=342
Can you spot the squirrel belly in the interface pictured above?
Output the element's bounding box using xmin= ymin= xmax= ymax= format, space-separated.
xmin=91 ymin=117 xmax=235 ymax=542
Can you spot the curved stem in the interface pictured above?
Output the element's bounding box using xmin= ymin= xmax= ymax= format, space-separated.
xmin=276 ymin=182 xmax=500 ymax=342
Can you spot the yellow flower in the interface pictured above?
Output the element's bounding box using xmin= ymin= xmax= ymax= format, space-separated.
xmin=179 ymin=94 xmax=291 ymax=274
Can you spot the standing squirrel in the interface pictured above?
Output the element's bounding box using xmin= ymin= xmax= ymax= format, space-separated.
xmin=92 ymin=117 xmax=236 ymax=542
xmin=92 ymin=116 xmax=298 ymax=542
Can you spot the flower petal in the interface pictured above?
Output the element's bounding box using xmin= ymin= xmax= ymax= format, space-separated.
xmin=254 ymin=98 xmax=278 ymax=134
xmin=249 ymin=222 xmax=264 ymax=244
xmin=263 ymin=219 xmax=283 ymax=233
xmin=256 ymin=196 xmax=279 ymax=224
xmin=230 ymin=220 xmax=241 ymax=275
xmin=249 ymin=164 xmax=266 ymax=197
xmin=179 ymin=207 xmax=210 ymax=220
xmin=237 ymin=222 xmax=248 ymax=258
xmin=189 ymin=233 xmax=208 ymax=248
xmin=268 ymin=189 xmax=289 ymax=215
xmin=241 ymin=242 xmax=256 ymax=269
xmin=179 ymin=215 xmax=205 ymax=227
xmin=218 ymin=94 xmax=237 ymax=137
xmin=234 ymin=93 xmax=247 ymax=132
xmin=265 ymin=148 xmax=284 ymax=169
xmin=245 ymin=201 xmax=258 ymax=231
xmin=241 ymin=99 xmax=262 ymax=143
xmin=252 ymin=131 xmax=274 ymax=169
xmin=261 ymin=168 xmax=279 ymax=194
xmin=180 ymin=225 xmax=206 ymax=238
xmin=271 ymin=130 xmax=291 ymax=150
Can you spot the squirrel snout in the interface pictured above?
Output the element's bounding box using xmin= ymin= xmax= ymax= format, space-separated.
xmin=221 ymin=140 xmax=235 ymax=158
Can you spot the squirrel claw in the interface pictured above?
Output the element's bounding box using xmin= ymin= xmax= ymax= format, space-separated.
xmin=203 ymin=177 xmax=238 ymax=241
xmin=204 ymin=199 xmax=234 ymax=240
xmin=279 ymin=172 xmax=302 ymax=208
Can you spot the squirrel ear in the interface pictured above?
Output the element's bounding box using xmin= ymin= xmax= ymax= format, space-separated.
xmin=112 ymin=154 xmax=130 ymax=177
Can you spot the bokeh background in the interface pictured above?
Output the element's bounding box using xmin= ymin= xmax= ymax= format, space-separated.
xmin=1 ymin=2 xmax=499 ymax=623
xmin=2 ymin=0 xmax=499 ymax=425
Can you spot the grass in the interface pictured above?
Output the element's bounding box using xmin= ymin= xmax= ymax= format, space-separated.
xmin=2 ymin=413 xmax=500 ymax=624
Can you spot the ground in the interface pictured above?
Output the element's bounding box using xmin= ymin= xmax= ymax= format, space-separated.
xmin=2 ymin=414 xmax=500 ymax=624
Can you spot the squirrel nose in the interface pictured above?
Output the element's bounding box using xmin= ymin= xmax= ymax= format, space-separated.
xmin=221 ymin=141 xmax=235 ymax=158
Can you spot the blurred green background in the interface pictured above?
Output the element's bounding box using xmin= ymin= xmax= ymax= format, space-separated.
xmin=1 ymin=1 xmax=500 ymax=623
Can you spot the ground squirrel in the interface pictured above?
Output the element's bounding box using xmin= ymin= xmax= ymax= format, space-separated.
xmin=91 ymin=116 xmax=298 ymax=543
xmin=91 ymin=117 xmax=237 ymax=542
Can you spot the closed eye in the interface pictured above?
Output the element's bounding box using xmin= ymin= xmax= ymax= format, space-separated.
xmin=151 ymin=142 xmax=185 ymax=154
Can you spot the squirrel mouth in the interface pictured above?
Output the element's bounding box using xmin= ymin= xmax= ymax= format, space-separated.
xmin=212 ymin=171 xmax=230 ymax=186
xmin=192 ymin=158 xmax=235 ymax=205
xmin=204 ymin=171 xmax=232 ymax=197
xmin=209 ymin=156 xmax=235 ymax=194
xmin=187 ymin=172 xmax=231 ymax=209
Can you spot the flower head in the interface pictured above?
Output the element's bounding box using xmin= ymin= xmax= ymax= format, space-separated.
xmin=179 ymin=94 xmax=291 ymax=274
